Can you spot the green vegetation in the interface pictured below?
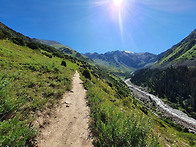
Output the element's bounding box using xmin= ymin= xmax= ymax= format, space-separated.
xmin=80 ymin=68 xmax=158 ymax=146
xmin=131 ymin=66 xmax=196 ymax=119
xmin=0 ymin=39 xmax=77 ymax=146
xmin=0 ymin=118 xmax=35 ymax=146
xmin=79 ymin=64 xmax=196 ymax=146
xmin=1 ymin=22 xmax=196 ymax=146
xmin=33 ymin=38 xmax=93 ymax=63
xmin=61 ymin=60 xmax=67 ymax=67
xmin=157 ymin=29 xmax=196 ymax=67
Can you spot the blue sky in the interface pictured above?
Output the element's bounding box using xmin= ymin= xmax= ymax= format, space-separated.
xmin=0 ymin=0 xmax=196 ymax=54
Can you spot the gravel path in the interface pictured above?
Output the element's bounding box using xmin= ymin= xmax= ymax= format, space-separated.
xmin=36 ymin=71 xmax=93 ymax=147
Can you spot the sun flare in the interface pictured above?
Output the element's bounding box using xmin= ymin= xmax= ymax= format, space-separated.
xmin=91 ymin=0 xmax=133 ymax=41
xmin=113 ymin=0 xmax=123 ymax=7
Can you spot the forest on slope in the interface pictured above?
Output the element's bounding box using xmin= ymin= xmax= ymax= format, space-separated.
xmin=131 ymin=67 xmax=196 ymax=119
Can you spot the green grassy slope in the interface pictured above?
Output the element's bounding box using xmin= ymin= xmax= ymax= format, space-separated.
xmin=33 ymin=38 xmax=92 ymax=63
xmin=1 ymin=39 xmax=195 ymax=146
xmin=80 ymin=64 xmax=196 ymax=147
xmin=156 ymin=29 xmax=196 ymax=67
xmin=0 ymin=21 xmax=196 ymax=146
xmin=0 ymin=39 xmax=78 ymax=146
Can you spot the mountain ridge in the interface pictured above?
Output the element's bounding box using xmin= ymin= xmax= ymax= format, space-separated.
xmin=85 ymin=50 xmax=158 ymax=70
xmin=33 ymin=38 xmax=92 ymax=62
xmin=154 ymin=28 xmax=196 ymax=68
xmin=131 ymin=28 xmax=196 ymax=120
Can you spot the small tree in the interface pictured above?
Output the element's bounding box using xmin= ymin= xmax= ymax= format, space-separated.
xmin=27 ymin=42 xmax=39 ymax=50
xmin=12 ymin=38 xmax=25 ymax=46
xmin=0 ymin=30 xmax=5 ymax=39
xmin=61 ymin=60 xmax=67 ymax=67
xmin=82 ymin=69 xmax=91 ymax=80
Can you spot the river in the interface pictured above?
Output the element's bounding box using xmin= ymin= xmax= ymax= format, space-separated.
xmin=125 ymin=79 xmax=196 ymax=133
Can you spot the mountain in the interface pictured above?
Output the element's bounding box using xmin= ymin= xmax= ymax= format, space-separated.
xmin=154 ymin=29 xmax=196 ymax=68
xmin=32 ymin=39 xmax=61 ymax=46
xmin=1 ymin=21 xmax=196 ymax=146
xmin=0 ymin=22 xmax=91 ymax=62
xmin=33 ymin=38 xmax=92 ymax=62
xmin=85 ymin=50 xmax=158 ymax=70
xmin=131 ymin=29 xmax=196 ymax=119
xmin=0 ymin=22 xmax=31 ymax=42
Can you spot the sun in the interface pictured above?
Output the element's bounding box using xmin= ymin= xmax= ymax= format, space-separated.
xmin=113 ymin=0 xmax=123 ymax=7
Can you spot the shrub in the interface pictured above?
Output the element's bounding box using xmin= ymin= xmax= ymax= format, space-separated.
xmin=76 ymin=53 xmax=82 ymax=58
xmin=0 ymin=30 xmax=6 ymax=39
xmin=0 ymin=30 xmax=12 ymax=39
xmin=26 ymin=42 xmax=39 ymax=50
xmin=12 ymin=38 xmax=25 ymax=46
xmin=0 ymin=76 xmax=13 ymax=121
xmin=61 ymin=60 xmax=67 ymax=67
xmin=86 ymin=87 xmax=159 ymax=147
xmin=82 ymin=69 xmax=91 ymax=80
xmin=42 ymin=52 xmax=52 ymax=58
xmin=0 ymin=118 xmax=36 ymax=146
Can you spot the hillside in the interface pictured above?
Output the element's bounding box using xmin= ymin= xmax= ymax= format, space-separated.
xmin=131 ymin=29 xmax=196 ymax=120
xmin=0 ymin=22 xmax=31 ymax=42
xmin=85 ymin=51 xmax=158 ymax=70
xmin=33 ymin=38 xmax=92 ymax=62
xmin=155 ymin=29 xmax=196 ymax=68
xmin=0 ymin=39 xmax=77 ymax=146
xmin=1 ymin=22 xmax=196 ymax=146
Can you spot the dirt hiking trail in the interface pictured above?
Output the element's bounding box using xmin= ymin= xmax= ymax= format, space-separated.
xmin=36 ymin=71 xmax=93 ymax=147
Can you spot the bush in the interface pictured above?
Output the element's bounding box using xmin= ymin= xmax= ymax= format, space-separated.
xmin=86 ymin=86 xmax=159 ymax=147
xmin=82 ymin=69 xmax=91 ymax=80
xmin=0 ymin=30 xmax=11 ymax=39
xmin=42 ymin=52 xmax=52 ymax=58
xmin=12 ymin=38 xmax=25 ymax=46
xmin=0 ymin=118 xmax=36 ymax=146
xmin=26 ymin=42 xmax=39 ymax=50
xmin=61 ymin=60 xmax=67 ymax=67
xmin=0 ymin=30 xmax=6 ymax=39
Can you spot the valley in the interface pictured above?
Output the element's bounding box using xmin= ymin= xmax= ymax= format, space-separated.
xmin=125 ymin=79 xmax=196 ymax=133
xmin=0 ymin=21 xmax=196 ymax=147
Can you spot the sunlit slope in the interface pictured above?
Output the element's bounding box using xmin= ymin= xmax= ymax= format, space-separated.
xmin=0 ymin=39 xmax=80 ymax=146
xmin=155 ymin=29 xmax=196 ymax=68
xmin=33 ymin=38 xmax=92 ymax=63
xmin=81 ymin=63 xmax=196 ymax=146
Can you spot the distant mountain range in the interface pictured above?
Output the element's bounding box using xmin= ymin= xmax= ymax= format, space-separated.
xmin=2 ymin=20 xmax=195 ymax=71
xmin=33 ymin=39 xmax=160 ymax=71
xmin=85 ymin=51 xmax=158 ymax=70
xmin=36 ymin=27 xmax=196 ymax=71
